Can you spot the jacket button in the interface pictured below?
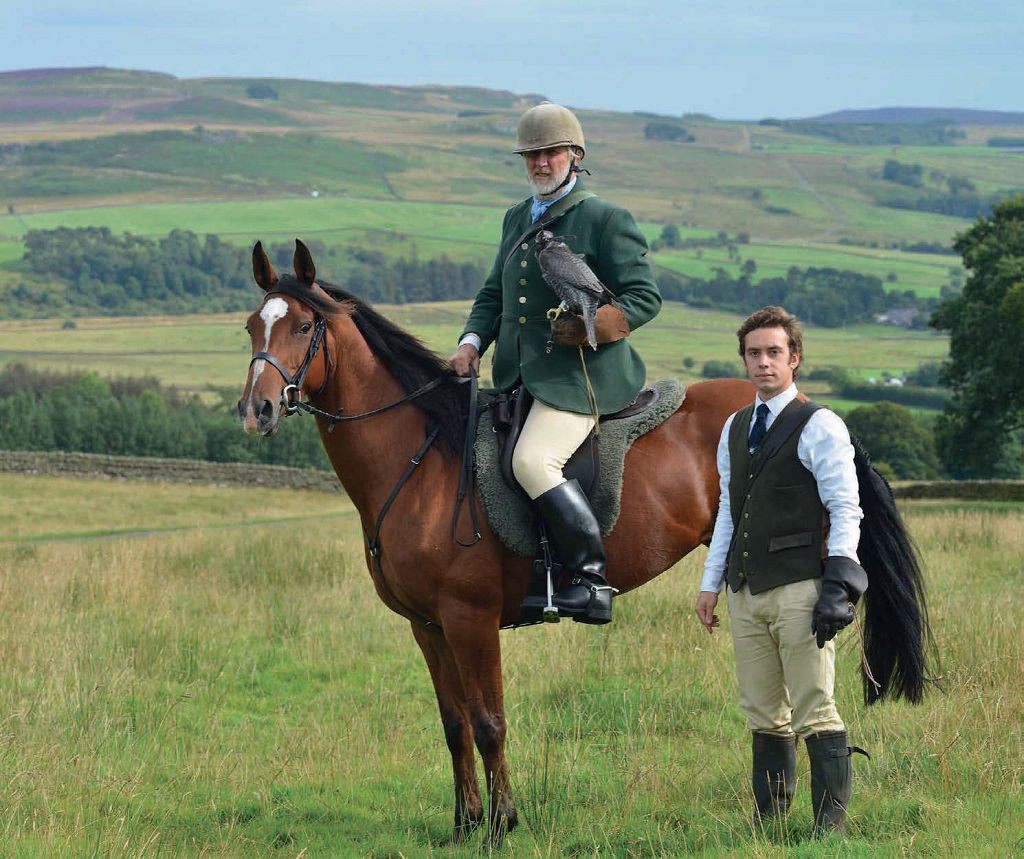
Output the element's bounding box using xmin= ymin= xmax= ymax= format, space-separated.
xmin=744 ymin=512 xmax=750 ymax=519
xmin=519 ymin=296 xmax=527 ymax=304
xmin=519 ymin=278 xmax=527 ymax=286
xmin=742 ymin=532 xmax=748 ymax=538
xmin=520 ymin=260 xmax=528 ymax=268
xmin=518 ymin=316 xmax=526 ymax=324
xmin=521 ymin=243 xmax=529 ymax=250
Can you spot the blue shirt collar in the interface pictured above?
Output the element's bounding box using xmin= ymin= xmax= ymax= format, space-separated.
xmin=530 ymin=176 xmax=577 ymax=223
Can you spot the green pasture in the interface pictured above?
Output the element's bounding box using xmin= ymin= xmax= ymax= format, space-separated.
xmin=0 ymin=196 xmax=506 ymax=261
xmin=0 ymin=240 xmax=23 ymax=266
xmin=656 ymin=240 xmax=959 ymax=297
xmin=0 ymin=303 xmax=949 ymax=400
xmin=1 ymin=473 xmax=1020 ymax=857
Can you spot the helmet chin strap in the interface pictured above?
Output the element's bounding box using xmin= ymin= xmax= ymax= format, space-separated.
xmin=544 ymin=159 xmax=591 ymax=197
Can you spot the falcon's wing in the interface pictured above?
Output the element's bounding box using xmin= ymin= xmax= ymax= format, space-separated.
xmin=538 ymin=247 xmax=619 ymax=306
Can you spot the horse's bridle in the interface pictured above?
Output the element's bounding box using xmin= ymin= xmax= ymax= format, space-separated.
xmin=249 ymin=313 xmax=330 ymax=415
xmin=248 ymin=294 xmax=483 ymax=631
xmin=251 ymin=298 xmax=449 ymax=429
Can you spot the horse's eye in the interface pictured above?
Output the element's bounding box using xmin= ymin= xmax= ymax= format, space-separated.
xmin=299 ymin=321 xmax=313 ymax=335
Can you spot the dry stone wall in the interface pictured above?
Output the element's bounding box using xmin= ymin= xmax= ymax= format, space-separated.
xmin=0 ymin=451 xmax=342 ymax=493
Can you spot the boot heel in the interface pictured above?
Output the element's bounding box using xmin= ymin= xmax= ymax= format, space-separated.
xmin=572 ymin=586 xmax=614 ymax=624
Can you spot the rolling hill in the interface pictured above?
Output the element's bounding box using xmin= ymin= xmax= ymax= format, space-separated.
xmin=1 ymin=65 xmax=1023 ymax=317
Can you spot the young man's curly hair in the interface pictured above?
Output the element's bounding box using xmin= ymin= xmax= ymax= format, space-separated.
xmin=736 ymin=305 xmax=803 ymax=380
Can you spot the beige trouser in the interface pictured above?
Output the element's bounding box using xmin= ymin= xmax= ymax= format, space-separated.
xmin=727 ymin=577 xmax=846 ymax=738
xmin=511 ymin=399 xmax=597 ymax=500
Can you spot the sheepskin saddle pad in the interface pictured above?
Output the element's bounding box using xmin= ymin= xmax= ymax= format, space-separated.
xmin=474 ymin=378 xmax=685 ymax=557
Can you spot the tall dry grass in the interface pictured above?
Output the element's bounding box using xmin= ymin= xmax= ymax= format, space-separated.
xmin=1 ymin=489 xmax=1021 ymax=857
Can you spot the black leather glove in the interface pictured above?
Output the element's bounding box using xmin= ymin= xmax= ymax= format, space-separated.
xmin=812 ymin=556 xmax=868 ymax=648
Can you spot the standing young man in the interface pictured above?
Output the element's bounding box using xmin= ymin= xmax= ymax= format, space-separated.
xmin=449 ymin=102 xmax=661 ymax=625
xmin=695 ymin=305 xmax=868 ymax=835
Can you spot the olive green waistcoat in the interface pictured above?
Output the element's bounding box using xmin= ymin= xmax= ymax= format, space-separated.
xmin=725 ymin=401 xmax=825 ymax=595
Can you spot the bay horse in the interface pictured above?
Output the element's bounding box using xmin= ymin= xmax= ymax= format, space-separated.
xmin=236 ymin=240 xmax=931 ymax=847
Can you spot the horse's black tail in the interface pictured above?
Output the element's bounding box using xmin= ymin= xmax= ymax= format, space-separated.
xmin=851 ymin=434 xmax=936 ymax=704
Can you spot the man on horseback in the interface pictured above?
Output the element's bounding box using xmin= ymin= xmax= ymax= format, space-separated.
xmin=449 ymin=101 xmax=662 ymax=625
xmin=695 ymin=305 xmax=869 ymax=836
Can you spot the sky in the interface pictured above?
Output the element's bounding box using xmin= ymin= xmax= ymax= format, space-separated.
xmin=2 ymin=0 xmax=1022 ymax=120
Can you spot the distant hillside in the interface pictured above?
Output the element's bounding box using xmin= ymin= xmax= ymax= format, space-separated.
xmin=809 ymin=107 xmax=1024 ymax=126
xmin=2 ymin=65 xmax=1024 ymax=291
xmin=0 ymin=65 xmax=538 ymax=122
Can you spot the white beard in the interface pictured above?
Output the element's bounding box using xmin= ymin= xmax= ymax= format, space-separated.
xmin=529 ymin=168 xmax=570 ymax=198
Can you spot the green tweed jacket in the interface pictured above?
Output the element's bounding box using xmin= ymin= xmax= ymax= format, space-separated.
xmin=461 ymin=182 xmax=662 ymax=415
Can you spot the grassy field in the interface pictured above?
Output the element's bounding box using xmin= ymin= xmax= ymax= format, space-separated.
xmin=0 ymin=473 xmax=1020 ymax=857
xmin=0 ymin=302 xmax=949 ymax=403
xmin=656 ymin=240 xmax=961 ymax=298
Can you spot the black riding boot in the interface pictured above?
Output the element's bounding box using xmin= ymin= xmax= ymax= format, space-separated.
xmin=751 ymin=731 xmax=796 ymax=823
xmin=534 ymin=479 xmax=613 ymax=625
xmin=806 ymin=730 xmax=865 ymax=837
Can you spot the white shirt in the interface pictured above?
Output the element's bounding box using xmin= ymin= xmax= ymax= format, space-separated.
xmin=699 ymin=384 xmax=862 ymax=594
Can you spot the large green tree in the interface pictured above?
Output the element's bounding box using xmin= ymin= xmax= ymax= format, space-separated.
xmin=930 ymin=195 xmax=1024 ymax=477
xmin=845 ymin=401 xmax=943 ymax=480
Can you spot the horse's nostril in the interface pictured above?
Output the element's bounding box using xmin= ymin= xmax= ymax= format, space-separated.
xmin=257 ymin=398 xmax=275 ymax=425
xmin=236 ymin=399 xmax=246 ymax=419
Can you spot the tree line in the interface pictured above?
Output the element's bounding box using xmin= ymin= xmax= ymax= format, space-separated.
xmin=0 ymin=364 xmax=331 ymax=471
xmin=0 ymin=361 xmax=949 ymax=481
xmin=7 ymin=228 xmax=486 ymax=318
xmin=656 ymin=264 xmax=931 ymax=328
xmin=877 ymin=158 xmax=1016 ymax=220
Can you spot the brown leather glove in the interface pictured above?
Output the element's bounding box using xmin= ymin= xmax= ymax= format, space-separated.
xmin=551 ymin=305 xmax=630 ymax=347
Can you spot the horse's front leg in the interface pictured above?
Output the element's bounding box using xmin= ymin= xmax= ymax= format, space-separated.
xmin=442 ymin=612 xmax=518 ymax=849
xmin=411 ymin=623 xmax=484 ymax=843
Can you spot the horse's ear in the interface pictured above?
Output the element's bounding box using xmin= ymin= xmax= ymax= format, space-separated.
xmin=252 ymin=241 xmax=279 ymax=292
xmin=293 ymin=239 xmax=316 ymax=286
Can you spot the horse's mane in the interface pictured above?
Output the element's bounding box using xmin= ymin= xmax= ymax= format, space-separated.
xmin=271 ymin=275 xmax=468 ymax=454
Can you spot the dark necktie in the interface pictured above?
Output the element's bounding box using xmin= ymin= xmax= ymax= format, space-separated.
xmin=748 ymin=403 xmax=770 ymax=454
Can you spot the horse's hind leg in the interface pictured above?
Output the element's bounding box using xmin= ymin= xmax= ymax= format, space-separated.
xmin=411 ymin=624 xmax=484 ymax=843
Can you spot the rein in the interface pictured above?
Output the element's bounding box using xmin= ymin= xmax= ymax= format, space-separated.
xmin=294 ymin=375 xmax=448 ymax=430
xmin=254 ymin=301 xmax=483 ymax=630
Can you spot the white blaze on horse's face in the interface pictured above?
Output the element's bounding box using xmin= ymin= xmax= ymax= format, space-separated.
xmin=251 ymin=296 xmax=289 ymax=385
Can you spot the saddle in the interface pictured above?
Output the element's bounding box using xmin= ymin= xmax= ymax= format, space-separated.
xmin=491 ymin=385 xmax=662 ymax=500
xmin=486 ymin=383 xmax=669 ymax=626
